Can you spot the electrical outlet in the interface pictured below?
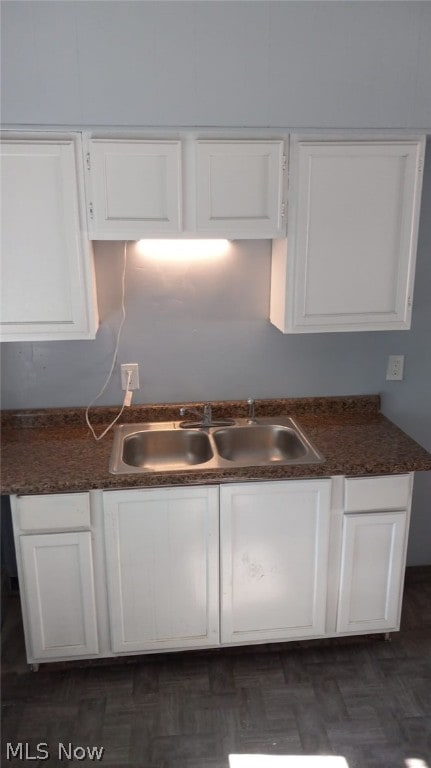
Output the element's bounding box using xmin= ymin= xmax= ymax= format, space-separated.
xmin=386 ymin=355 xmax=405 ymax=381
xmin=121 ymin=363 xmax=140 ymax=390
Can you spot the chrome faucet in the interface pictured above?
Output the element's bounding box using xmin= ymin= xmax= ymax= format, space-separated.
xmin=178 ymin=401 xmax=235 ymax=429
xmin=179 ymin=401 xmax=213 ymax=426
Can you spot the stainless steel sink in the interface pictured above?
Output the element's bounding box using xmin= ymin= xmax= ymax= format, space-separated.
xmin=119 ymin=428 xmax=213 ymax=471
xmin=213 ymin=424 xmax=308 ymax=464
xmin=110 ymin=417 xmax=324 ymax=474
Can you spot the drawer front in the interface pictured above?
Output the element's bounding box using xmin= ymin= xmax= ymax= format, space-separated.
xmin=344 ymin=475 xmax=412 ymax=512
xmin=17 ymin=493 xmax=91 ymax=532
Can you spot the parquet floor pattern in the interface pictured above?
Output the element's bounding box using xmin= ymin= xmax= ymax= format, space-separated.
xmin=1 ymin=568 xmax=430 ymax=768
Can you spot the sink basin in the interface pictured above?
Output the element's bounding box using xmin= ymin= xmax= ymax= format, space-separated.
xmin=120 ymin=429 xmax=213 ymax=470
xmin=213 ymin=424 xmax=308 ymax=464
xmin=110 ymin=417 xmax=324 ymax=474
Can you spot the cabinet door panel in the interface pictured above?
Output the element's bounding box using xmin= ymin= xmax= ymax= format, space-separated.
xmin=88 ymin=140 xmax=182 ymax=237
xmin=337 ymin=511 xmax=407 ymax=633
xmin=271 ymin=136 xmax=425 ymax=333
xmin=19 ymin=532 xmax=99 ymax=659
xmin=293 ymin=140 xmax=423 ymax=330
xmin=0 ymin=135 xmax=97 ymax=340
xmin=220 ymin=480 xmax=331 ymax=644
xmin=196 ymin=141 xmax=285 ymax=237
xmin=104 ymin=487 xmax=219 ymax=653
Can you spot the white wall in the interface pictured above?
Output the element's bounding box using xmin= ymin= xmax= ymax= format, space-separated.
xmin=1 ymin=0 xmax=430 ymax=564
xmin=1 ymin=0 xmax=431 ymax=130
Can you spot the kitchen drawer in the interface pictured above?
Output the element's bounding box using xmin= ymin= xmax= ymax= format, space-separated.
xmin=17 ymin=493 xmax=91 ymax=532
xmin=344 ymin=475 xmax=412 ymax=513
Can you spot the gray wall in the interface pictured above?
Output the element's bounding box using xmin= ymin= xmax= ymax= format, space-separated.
xmin=1 ymin=0 xmax=431 ymax=130
xmin=1 ymin=0 xmax=430 ymax=564
xmin=1 ymin=222 xmax=430 ymax=414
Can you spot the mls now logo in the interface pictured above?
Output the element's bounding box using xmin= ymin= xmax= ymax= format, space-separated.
xmin=5 ymin=743 xmax=105 ymax=761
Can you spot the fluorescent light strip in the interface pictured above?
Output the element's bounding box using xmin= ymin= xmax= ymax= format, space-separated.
xmin=136 ymin=239 xmax=230 ymax=261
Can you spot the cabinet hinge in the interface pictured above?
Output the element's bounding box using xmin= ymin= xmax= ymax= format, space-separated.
xmin=89 ymin=202 xmax=94 ymax=220
xmin=86 ymin=152 xmax=91 ymax=171
xmin=281 ymin=202 xmax=286 ymax=219
xmin=282 ymin=155 xmax=287 ymax=172
xmin=407 ymin=296 xmax=412 ymax=308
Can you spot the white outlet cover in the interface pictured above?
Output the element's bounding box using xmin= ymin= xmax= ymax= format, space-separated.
xmin=121 ymin=363 xmax=140 ymax=390
xmin=386 ymin=355 xmax=405 ymax=381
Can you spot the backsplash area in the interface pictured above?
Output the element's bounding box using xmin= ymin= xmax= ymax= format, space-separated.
xmin=0 ymin=233 xmax=428 ymax=414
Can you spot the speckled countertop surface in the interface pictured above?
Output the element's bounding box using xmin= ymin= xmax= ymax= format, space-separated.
xmin=1 ymin=395 xmax=431 ymax=496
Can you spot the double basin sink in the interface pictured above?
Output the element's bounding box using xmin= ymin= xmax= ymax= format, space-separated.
xmin=110 ymin=416 xmax=324 ymax=474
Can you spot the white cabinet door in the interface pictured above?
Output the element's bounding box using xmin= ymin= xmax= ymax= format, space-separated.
xmin=0 ymin=133 xmax=98 ymax=341
xmin=220 ymin=479 xmax=331 ymax=644
xmin=337 ymin=511 xmax=408 ymax=633
xmin=271 ymin=136 xmax=425 ymax=333
xmin=196 ymin=140 xmax=286 ymax=237
xmin=103 ymin=487 xmax=219 ymax=654
xmin=86 ymin=139 xmax=182 ymax=238
xmin=19 ymin=532 xmax=99 ymax=660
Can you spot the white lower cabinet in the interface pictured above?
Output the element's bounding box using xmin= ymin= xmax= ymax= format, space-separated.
xmin=11 ymin=492 xmax=99 ymax=663
xmin=10 ymin=473 xmax=414 ymax=666
xmin=103 ymin=487 xmax=220 ymax=653
xmin=19 ymin=532 xmax=99 ymax=660
xmin=336 ymin=511 xmax=408 ymax=633
xmin=335 ymin=474 xmax=412 ymax=634
xmin=220 ymin=480 xmax=332 ymax=644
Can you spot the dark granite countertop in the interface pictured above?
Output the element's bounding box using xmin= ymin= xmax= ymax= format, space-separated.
xmin=1 ymin=395 xmax=431 ymax=496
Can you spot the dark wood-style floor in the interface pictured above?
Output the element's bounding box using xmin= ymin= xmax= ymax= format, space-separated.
xmin=1 ymin=568 xmax=431 ymax=768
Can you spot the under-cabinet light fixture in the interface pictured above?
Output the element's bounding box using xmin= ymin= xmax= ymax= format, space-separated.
xmin=136 ymin=239 xmax=230 ymax=261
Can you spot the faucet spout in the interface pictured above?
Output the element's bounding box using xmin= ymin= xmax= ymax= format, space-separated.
xmin=179 ymin=401 xmax=212 ymax=426
xmin=178 ymin=402 xmax=234 ymax=429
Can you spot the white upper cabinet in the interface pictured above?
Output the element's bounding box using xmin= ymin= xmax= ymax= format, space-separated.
xmin=0 ymin=133 xmax=98 ymax=342
xmin=270 ymin=136 xmax=425 ymax=333
xmin=195 ymin=140 xmax=286 ymax=237
xmin=86 ymin=139 xmax=182 ymax=238
xmin=84 ymin=136 xmax=287 ymax=239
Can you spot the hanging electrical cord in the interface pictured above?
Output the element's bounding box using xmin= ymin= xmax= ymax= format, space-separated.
xmin=85 ymin=241 xmax=130 ymax=441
